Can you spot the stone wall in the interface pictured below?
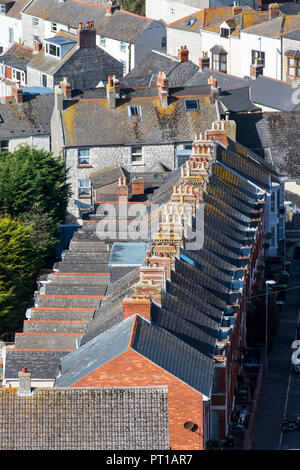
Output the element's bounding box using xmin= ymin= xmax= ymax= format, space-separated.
xmin=283 ymin=37 xmax=300 ymax=85
xmin=65 ymin=143 xmax=176 ymax=218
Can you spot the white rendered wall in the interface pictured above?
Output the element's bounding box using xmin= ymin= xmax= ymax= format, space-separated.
xmin=240 ymin=32 xmax=281 ymax=80
xmin=146 ymin=0 xmax=208 ymax=24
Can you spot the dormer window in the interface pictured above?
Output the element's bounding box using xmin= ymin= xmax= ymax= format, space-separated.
xmin=45 ymin=42 xmax=60 ymax=58
xmin=220 ymin=28 xmax=229 ymax=38
xmin=44 ymin=36 xmax=77 ymax=59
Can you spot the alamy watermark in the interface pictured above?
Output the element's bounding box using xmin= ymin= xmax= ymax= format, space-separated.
xmin=94 ymin=200 xmax=205 ymax=251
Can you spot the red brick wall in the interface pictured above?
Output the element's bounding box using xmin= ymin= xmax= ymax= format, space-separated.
xmin=72 ymin=349 xmax=204 ymax=450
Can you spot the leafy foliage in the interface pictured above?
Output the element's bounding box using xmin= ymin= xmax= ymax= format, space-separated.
xmin=0 ymin=146 xmax=71 ymax=340
xmin=0 ymin=146 xmax=71 ymax=224
xmin=0 ymin=216 xmax=39 ymax=339
xmin=121 ymin=0 xmax=145 ymax=16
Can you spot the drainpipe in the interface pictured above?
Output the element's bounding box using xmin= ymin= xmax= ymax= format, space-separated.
xmin=128 ymin=41 xmax=132 ymax=73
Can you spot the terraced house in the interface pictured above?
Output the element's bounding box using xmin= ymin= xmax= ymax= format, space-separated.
xmin=2 ymin=115 xmax=285 ymax=449
xmin=50 ymin=73 xmax=219 ymax=220
xmin=21 ymin=0 xmax=166 ymax=74
xmin=166 ymin=3 xmax=300 ymax=80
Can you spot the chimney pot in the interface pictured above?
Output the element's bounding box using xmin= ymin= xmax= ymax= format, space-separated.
xmin=178 ymin=45 xmax=189 ymax=63
xmin=268 ymin=3 xmax=280 ymax=19
xmin=77 ymin=21 xmax=96 ymax=48
xmin=199 ymin=52 xmax=210 ymax=70
xmin=59 ymin=76 xmax=72 ymax=99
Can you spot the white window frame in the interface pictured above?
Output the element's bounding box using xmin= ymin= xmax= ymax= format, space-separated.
xmin=41 ymin=73 xmax=48 ymax=87
xmin=100 ymin=35 xmax=106 ymax=46
xmin=45 ymin=42 xmax=60 ymax=58
xmin=0 ymin=63 xmax=4 ymax=78
xmin=120 ymin=41 xmax=126 ymax=52
xmin=51 ymin=22 xmax=57 ymax=33
xmin=32 ymin=17 xmax=39 ymax=25
xmin=12 ymin=68 xmax=26 ymax=84
xmin=0 ymin=4 xmax=6 ymax=15
xmin=78 ymin=148 xmax=91 ymax=166
xmin=131 ymin=146 xmax=144 ymax=165
xmin=8 ymin=27 xmax=14 ymax=44
xmin=78 ymin=179 xmax=91 ymax=197
xmin=128 ymin=105 xmax=141 ymax=117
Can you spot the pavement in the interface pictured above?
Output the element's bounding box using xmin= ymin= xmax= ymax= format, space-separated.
xmin=251 ymin=259 xmax=300 ymax=450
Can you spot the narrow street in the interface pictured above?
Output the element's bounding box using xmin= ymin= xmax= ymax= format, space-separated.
xmin=251 ymin=259 xmax=300 ymax=450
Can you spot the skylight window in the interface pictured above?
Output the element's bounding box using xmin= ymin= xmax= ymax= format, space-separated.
xmin=187 ymin=17 xmax=196 ymax=27
xmin=128 ymin=105 xmax=142 ymax=117
xmin=184 ymin=99 xmax=199 ymax=111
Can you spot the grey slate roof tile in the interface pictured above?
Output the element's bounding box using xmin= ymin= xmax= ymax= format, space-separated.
xmin=23 ymin=0 xmax=160 ymax=43
xmin=57 ymin=314 xmax=214 ymax=398
xmin=0 ymin=94 xmax=53 ymax=139
xmin=61 ymin=88 xmax=218 ymax=147
xmin=5 ymin=350 xmax=67 ymax=379
xmin=0 ymin=387 xmax=169 ymax=450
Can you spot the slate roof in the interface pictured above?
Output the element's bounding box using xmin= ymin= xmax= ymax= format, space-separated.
xmin=0 ymin=94 xmax=53 ymax=140
xmin=90 ymin=165 xmax=125 ymax=189
xmin=249 ymin=75 xmax=300 ymax=112
xmin=124 ymin=50 xmax=199 ymax=87
xmin=56 ymin=314 xmax=214 ymax=398
xmin=81 ymin=267 xmax=141 ymax=345
xmin=167 ymin=6 xmax=263 ymax=36
xmin=242 ymin=13 xmax=300 ymax=38
xmin=233 ymin=112 xmax=300 ymax=178
xmin=184 ymin=68 xmax=248 ymax=89
xmin=0 ymin=387 xmax=169 ymax=450
xmin=60 ymin=86 xmax=218 ymax=147
xmin=6 ymin=0 xmax=30 ymax=19
xmin=4 ymin=350 xmax=67 ymax=380
xmin=23 ymin=0 xmax=159 ymax=43
xmin=0 ymin=43 xmax=34 ymax=71
xmin=219 ymin=86 xmax=260 ymax=113
xmin=27 ymin=41 xmax=123 ymax=81
xmin=284 ymin=27 xmax=300 ymax=40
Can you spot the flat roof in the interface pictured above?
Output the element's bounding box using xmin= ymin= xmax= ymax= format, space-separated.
xmin=109 ymin=242 xmax=149 ymax=267
xmin=44 ymin=36 xmax=77 ymax=46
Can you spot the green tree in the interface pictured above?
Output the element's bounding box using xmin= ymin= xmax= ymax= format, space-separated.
xmin=121 ymin=0 xmax=145 ymax=15
xmin=0 ymin=216 xmax=40 ymax=339
xmin=0 ymin=146 xmax=71 ymax=224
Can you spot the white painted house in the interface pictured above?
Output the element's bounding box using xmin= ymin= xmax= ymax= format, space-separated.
xmin=167 ymin=3 xmax=300 ymax=81
xmin=20 ymin=0 xmax=166 ymax=75
xmin=0 ymin=0 xmax=29 ymax=53
xmin=146 ymin=0 xmax=258 ymax=25
xmin=167 ymin=4 xmax=267 ymax=72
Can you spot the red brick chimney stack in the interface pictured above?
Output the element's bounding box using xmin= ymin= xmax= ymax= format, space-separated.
xmin=268 ymin=3 xmax=280 ymax=19
xmin=232 ymin=1 xmax=243 ymax=16
xmin=105 ymin=0 xmax=120 ymax=16
xmin=157 ymin=71 xmax=169 ymax=109
xmin=131 ymin=177 xmax=145 ymax=196
xmin=199 ymin=51 xmax=210 ymax=70
xmin=13 ymin=81 xmax=23 ymax=104
xmin=77 ymin=20 xmax=96 ymax=48
xmin=117 ymin=177 xmax=129 ymax=201
xmin=178 ymin=45 xmax=189 ymax=63
xmin=34 ymin=39 xmax=42 ymax=53
xmin=122 ymin=297 xmax=151 ymax=320
xmin=60 ymin=77 xmax=72 ymax=99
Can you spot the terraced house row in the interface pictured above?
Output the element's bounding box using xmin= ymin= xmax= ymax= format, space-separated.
xmin=1 ymin=114 xmax=285 ymax=449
